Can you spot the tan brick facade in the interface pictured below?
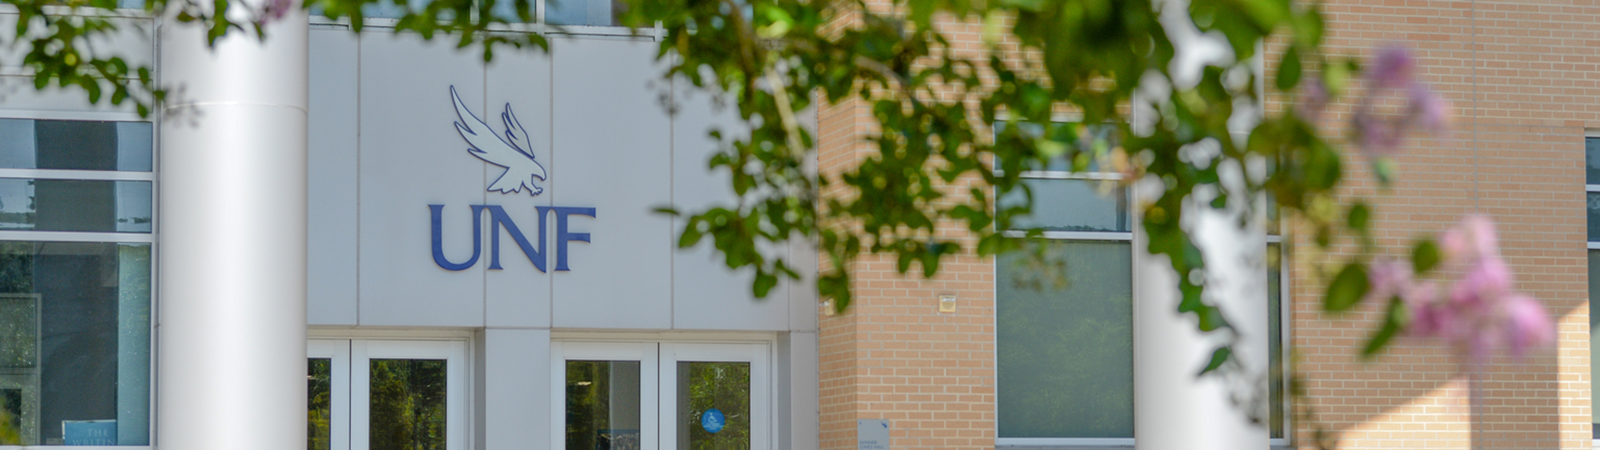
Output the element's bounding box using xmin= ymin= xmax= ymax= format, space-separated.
xmin=816 ymin=1 xmax=1600 ymax=449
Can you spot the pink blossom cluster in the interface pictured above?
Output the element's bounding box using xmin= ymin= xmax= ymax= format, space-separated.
xmin=1366 ymin=215 xmax=1555 ymax=361
xmin=1351 ymin=45 xmax=1452 ymax=155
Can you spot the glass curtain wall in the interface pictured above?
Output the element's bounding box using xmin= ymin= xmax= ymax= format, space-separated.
xmin=0 ymin=119 xmax=154 ymax=446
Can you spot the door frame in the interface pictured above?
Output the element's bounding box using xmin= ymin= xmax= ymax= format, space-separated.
xmin=659 ymin=342 xmax=772 ymax=450
xmin=309 ymin=338 xmax=469 ymax=450
xmin=550 ymin=340 xmax=774 ymax=450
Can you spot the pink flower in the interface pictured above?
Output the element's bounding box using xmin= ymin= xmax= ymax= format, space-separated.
xmin=1350 ymin=44 xmax=1453 ymax=157
xmin=1392 ymin=215 xmax=1554 ymax=362
xmin=263 ymin=0 xmax=294 ymax=22
xmin=1503 ymin=295 xmax=1555 ymax=357
xmin=1441 ymin=214 xmax=1498 ymax=265
xmin=1367 ymin=46 xmax=1416 ymax=91
xmin=1298 ymin=77 xmax=1328 ymax=121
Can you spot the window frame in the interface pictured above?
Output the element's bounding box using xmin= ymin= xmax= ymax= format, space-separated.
xmin=993 ymin=132 xmax=1139 ymax=447
xmin=0 ymin=110 xmax=157 ymax=448
xmin=306 ymin=0 xmax=660 ymax=37
xmin=1584 ymin=130 xmax=1599 ymax=449
xmin=991 ymin=121 xmax=1291 ymax=448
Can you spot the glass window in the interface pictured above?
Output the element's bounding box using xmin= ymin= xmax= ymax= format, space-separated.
xmin=675 ymin=361 xmax=750 ymax=449
xmin=996 ymin=240 xmax=1134 ymax=438
xmin=0 ymin=179 xmax=152 ymax=233
xmin=1586 ymin=137 xmax=1600 ymax=185
xmin=566 ymin=360 xmax=642 ymax=450
xmin=0 ymin=120 xmax=152 ymax=172
xmin=309 ymin=358 xmax=332 ymax=450
xmin=369 ymin=359 xmax=448 ymax=450
xmin=0 ymin=242 xmax=150 ymax=446
xmin=1590 ymin=252 xmax=1600 ymax=438
xmin=545 ymin=0 xmax=621 ymax=26
xmin=1267 ymin=243 xmax=1285 ymax=440
xmin=998 ymin=179 xmax=1129 ymax=233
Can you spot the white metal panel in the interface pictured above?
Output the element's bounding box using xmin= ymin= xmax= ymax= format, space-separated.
xmin=779 ymin=332 xmax=819 ymax=450
xmin=484 ymin=329 xmax=551 ymax=450
xmin=548 ymin=36 xmax=672 ymax=329
xmin=483 ymin=51 xmax=555 ymax=328
xmin=356 ymin=33 xmax=486 ymax=327
xmin=786 ymin=236 xmax=818 ymax=332
xmin=669 ymin=80 xmax=788 ymax=331
xmin=307 ymin=29 xmax=360 ymax=325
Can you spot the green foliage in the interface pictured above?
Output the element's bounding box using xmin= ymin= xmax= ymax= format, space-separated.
xmin=11 ymin=0 xmax=1449 ymax=439
xmin=1323 ymin=263 xmax=1367 ymax=313
xmin=369 ymin=359 xmax=448 ymax=450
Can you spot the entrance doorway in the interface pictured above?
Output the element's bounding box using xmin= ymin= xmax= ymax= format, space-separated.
xmin=308 ymin=339 xmax=468 ymax=450
xmin=552 ymin=342 xmax=770 ymax=450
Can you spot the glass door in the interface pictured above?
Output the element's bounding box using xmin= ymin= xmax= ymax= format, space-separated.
xmin=660 ymin=343 xmax=769 ymax=450
xmin=308 ymin=339 xmax=468 ymax=450
xmin=552 ymin=342 xmax=659 ymax=450
xmin=552 ymin=342 xmax=770 ymax=450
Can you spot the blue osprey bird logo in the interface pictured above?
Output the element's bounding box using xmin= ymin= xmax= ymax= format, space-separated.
xmin=450 ymin=86 xmax=547 ymax=196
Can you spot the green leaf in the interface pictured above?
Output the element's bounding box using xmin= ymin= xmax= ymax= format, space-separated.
xmin=1346 ymin=201 xmax=1369 ymax=231
xmin=1411 ymin=239 xmax=1441 ymax=275
xmin=1361 ymin=297 xmax=1408 ymax=359
xmin=1324 ymin=263 xmax=1369 ymax=312
xmin=1276 ymin=45 xmax=1301 ymax=91
xmin=1198 ymin=345 xmax=1231 ymax=376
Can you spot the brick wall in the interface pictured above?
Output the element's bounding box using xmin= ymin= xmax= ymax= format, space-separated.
xmin=1268 ymin=1 xmax=1600 ymax=448
xmin=817 ymin=0 xmax=1600 ymax=449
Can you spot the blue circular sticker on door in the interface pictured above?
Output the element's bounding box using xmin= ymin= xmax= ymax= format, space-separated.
xmin=701 ymin=408 xmax=726 ymax=434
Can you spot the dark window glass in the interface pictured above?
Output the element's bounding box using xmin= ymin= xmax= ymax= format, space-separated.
xmin=1268 ymin=243 xmax=1284 ymax=439
xmin=566 ymin=360 xmax=641 ymax=450
xmin=0 ymin=242 xmax=150 ymax=445
xmin=0 ymin=179 xmax=151 ymax=233
xmin=369 ymin=359 xmax=447 ymax=450
xmin=309 ymin=358 xmax=332 ymax=450
xmin=1587 ymin=137 xmax=1600 ymax=185
xmin=1590 ymin=250 xmax=1600 ymax=439
xmin=676 ymin=361 xmax=750 ymax=450
xmin=997 ymin=240 xmax=1133 ymax=438
xmin=545 ymin=0 xmax=622 ymax=26
xmin=1589 ymin=193 xmax=1600 ymax=242
xmin=998 ymin=178 xmax=1129 ymax=232
xmin=0 ymin=120 xmax=151 ymax=172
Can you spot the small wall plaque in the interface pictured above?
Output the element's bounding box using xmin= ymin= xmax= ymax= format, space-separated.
xmin=857 ymin=419 xmax=889 ymax=450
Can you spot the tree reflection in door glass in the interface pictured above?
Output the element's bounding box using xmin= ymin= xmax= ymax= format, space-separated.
xmin=677 ymin=362 xmax=750 ymax=450
xmin=566 ymin=361 xmax=641 ymax=450
xmin=369 ymin=359 xmax=447 ymax=450
xmin=308 ymin=358 xmax=331 ymax=450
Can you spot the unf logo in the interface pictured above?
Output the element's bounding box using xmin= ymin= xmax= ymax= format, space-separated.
xmin=430 ymin=86 xmax=595 ymax=272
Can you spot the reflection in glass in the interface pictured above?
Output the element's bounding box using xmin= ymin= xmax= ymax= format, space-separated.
xmin=1587 ymin=137 xmax=1600 ymax=185
xmin=676 ymin=362 xmax=750 ymax=450
xmin=0 ymin=242 xmax=150 ymax=445
xmin=546 ymin=0 xmax=621 ymax=26
xmin=1267 ymin=243 xmax=1284 ymax=439
xmin=1590 ymin=193 xmax=1600 ymax=242
xmin=997 ymin=241 xmax=1133 ymax=438
xmin=998 ymin=178 xmax=1128 ymax=232
xmin=0 ymin=119 xmax=152 ymax=171
xmin=567 ymin=360 xmax=641 ymax=450
xmin=0 ymin=179 xmax=151 ymax=233
xmin=370 ymin=359 xmax=447 ymax=450
xmin=309 ymin=358 xmax=332 ymax=450
xmin=1590 ymin=251 xmax=1600 ymax=438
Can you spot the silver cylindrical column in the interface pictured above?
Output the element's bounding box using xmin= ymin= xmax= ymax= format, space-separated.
xmin=1134 ymin=177 xmax=1270 ymax=450
xmin=156 ymin=5 xmax=309 ymax=450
